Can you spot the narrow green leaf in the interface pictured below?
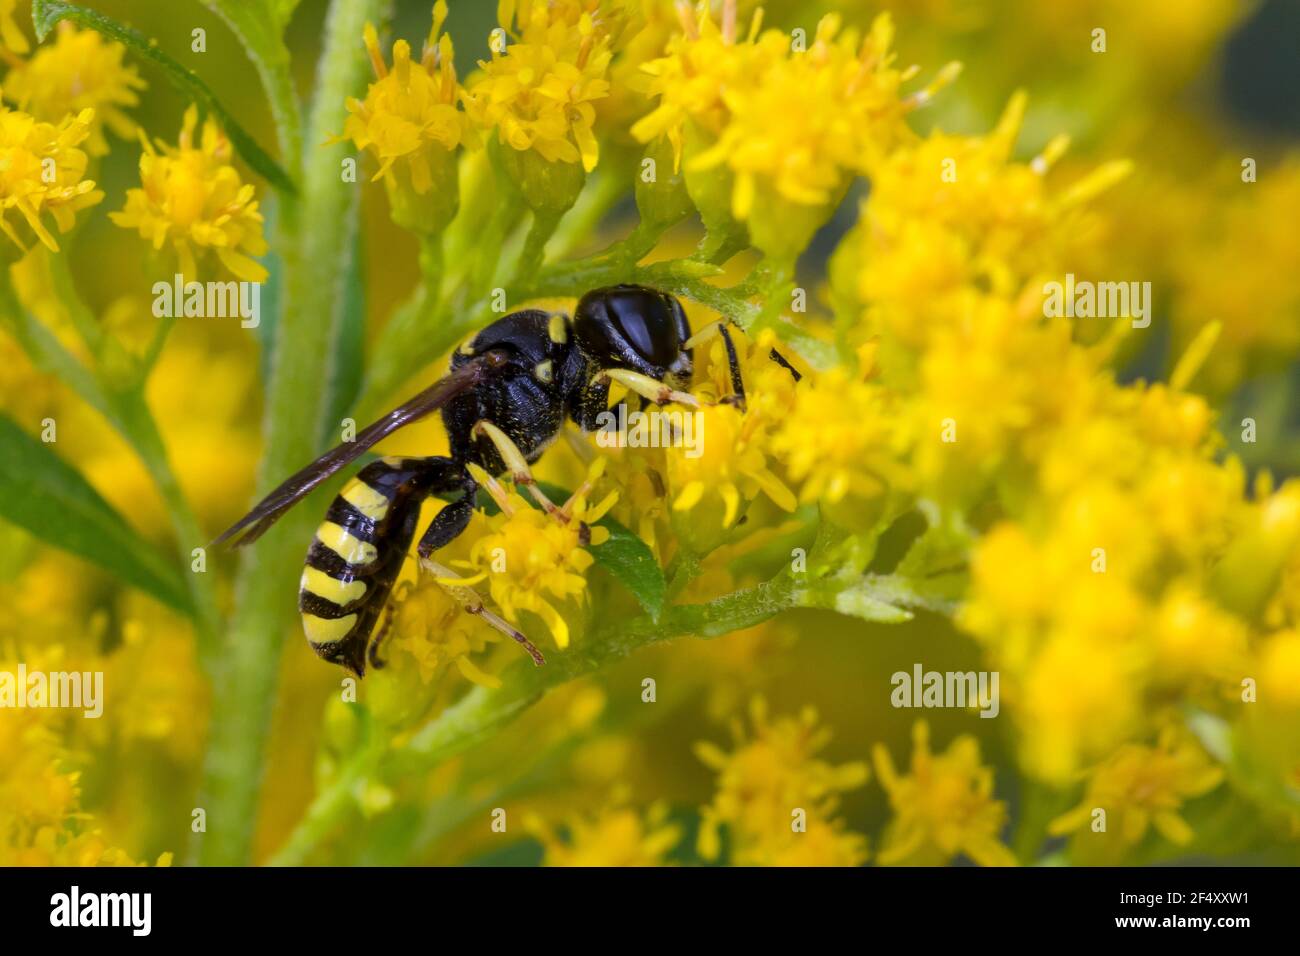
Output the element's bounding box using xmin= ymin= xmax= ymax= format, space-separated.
xmin=31 ymin=0 xmax=296 ymax=195
xmin=0 ymin=415 xmax=191 ymax=613
xmin=198 ymin=0 xmax=302 ymax=170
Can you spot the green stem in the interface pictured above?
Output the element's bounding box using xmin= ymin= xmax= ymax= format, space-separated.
xmin=193 ymin=0 xmax=388 ymax=867
xmin=266 ymin=737 xmax=385 ymax=866
xmin=513 ymin=209 xmax=562 ymax=285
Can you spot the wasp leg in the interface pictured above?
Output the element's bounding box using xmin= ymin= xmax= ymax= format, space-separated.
xmin=716 ymin=323 xmax=747 ymax=412
xmin=367 ymin=579 xmax=414 ymax=671
xmin=419 ymin=558 xmax=546 ymax=665
xmin=683 ymin=320 xmax=750 ymax=409
xmin=472 ymin=420 xmax=583 ymax=531
xmin=593 ymin=368 xmax=709 ymax=408
xmin=768 ymin=346 xmax=802 ymax=382
xmin=416 ymin=469 xmax=478 ymax=560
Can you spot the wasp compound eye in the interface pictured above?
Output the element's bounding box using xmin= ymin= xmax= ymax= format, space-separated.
xmin=574 ymin=284 xmax=685 ymax=372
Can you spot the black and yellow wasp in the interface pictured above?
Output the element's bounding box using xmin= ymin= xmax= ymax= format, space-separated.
xmin=215 ymin=285 xmax=766 ymax=677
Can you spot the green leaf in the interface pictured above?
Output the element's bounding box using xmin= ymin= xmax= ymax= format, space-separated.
xmin=589 ymin=514 xmax=667 ymax=619
xmin=31 ymin=0 xmax=296 ymax=195
xmin=534 ymin=481 xmax=666 ymax=619
xmin=794 ymin=571 xmax=961 ymax=623
xmin=0 ymin=415 xmax=191 ymax=613
xmin=198 ymin=0 xmax=301 ymax=170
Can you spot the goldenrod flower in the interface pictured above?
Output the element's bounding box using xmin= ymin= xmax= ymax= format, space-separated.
xmin=770 ymin=366 xmax=906 ymax=523
xmin=0 ymin=97 xmax=102 ymax=252
xmin=873 ymin=721 xmax=1017 ymax=866
xmin=463 ymin=0 xmax=613 ymax=172
xmin=338 ymin=3 xmax=474 ymax=234
xmin=110 ymin=105 xmax=268 ymax=282
xmin=630 ymin=1 xmax=763 ymax=164
xmin=390 ymin=578 xmax=503 ymax=688
xmin=838 ymin=93 xmax=1130 ymax=352
xmin=695 ymin=697 xmax=869 ymax=866
xmin=3 ymin=23 xmax=146 ymax=155
xmin=458 ymin=461 xmax=616 ymax=650
xmin=1049 ymin=727 xmax=1223 ymax=850
xmin=666 ymin=328 xmax=796 ymax=549
xmin=639 ymin=6 xmax=957 ymax=258
xmin=528 ymin=800 xmax=681 ymax=866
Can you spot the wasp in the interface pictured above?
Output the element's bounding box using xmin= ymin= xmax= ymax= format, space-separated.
xmin=215 ymin=284 xmax=778 ymax=677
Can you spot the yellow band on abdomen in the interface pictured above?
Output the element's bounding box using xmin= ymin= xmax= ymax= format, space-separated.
xmin=315 ymin=520 xmax=379 ymax=566
xmin=302 ymin=612 xmax=358 ymax=646
xmin=340 ymin=478 xmax=391 ymax=522
xmin=300 ymin=566 xmax=367 ymax=606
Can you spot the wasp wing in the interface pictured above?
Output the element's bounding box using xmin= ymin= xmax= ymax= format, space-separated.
xmin=212 ymin=353 xmax=501 ymax=549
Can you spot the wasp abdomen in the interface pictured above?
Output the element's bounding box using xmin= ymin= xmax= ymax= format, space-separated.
xmin=298 ymin=459 xmax=433 ymax=676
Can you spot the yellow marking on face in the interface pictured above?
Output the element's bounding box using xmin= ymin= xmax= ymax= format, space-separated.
xmin=316 ymin=521 xmax=379 ymax=566
xmin=548 ymin=313 xmax=567 ymax=344
xmin=300 ymin=566 xmax=367 ymax=606
xmin=380 ymin=455 xmax=405 ymax=468
xmin=302 ymin=612 xmax=358 ymax=646
xmin=534 ymin=359 xmax=554 ymax=384
xmin=341 ymin=478 xmax=390 ymax=521
xmin=459 ymin=339 xmax=476 ymax=355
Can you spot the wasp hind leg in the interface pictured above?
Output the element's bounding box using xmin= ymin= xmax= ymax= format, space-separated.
xmin=420 ymin=558 xmax=546 ymax=666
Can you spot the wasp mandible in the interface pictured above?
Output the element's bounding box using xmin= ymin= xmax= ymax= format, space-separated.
xmin=214 ymin=284 xmax=776 ymax=677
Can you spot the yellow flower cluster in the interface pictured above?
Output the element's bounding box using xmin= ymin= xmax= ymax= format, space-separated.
xmin=0 ymin=95 xmax=102 ymax=252
xmin=873 ymin=721 xmax=1016 ymax=866
xmin=339 ymin=3 xmax=474 ymax=234
xmin=529 ymin=800 xmax=681 ymax=866
xmin=456 ymin=461 xmax=616 ymax=651
xmin=663 ymin=327 xmax=797 ymax=548
xmin=111 ymin=105 xmax=268 ymax=282
xmin=635 ymin=4 xmax=959 ymax=258
xmin=390 ymin=578 xmax=502 ymax=688
xmin=3 ymin=23 xmax=146 ymax=156
xmin=1048 ymin=725 xmax=1223 ymax=862
xmin=837 ymin=93 xmax=1130 ymax=357
xmin=695 ymin=697 xmax=869 ymax=866
xmin=463 ymin=0 xmax=614 ymax=172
